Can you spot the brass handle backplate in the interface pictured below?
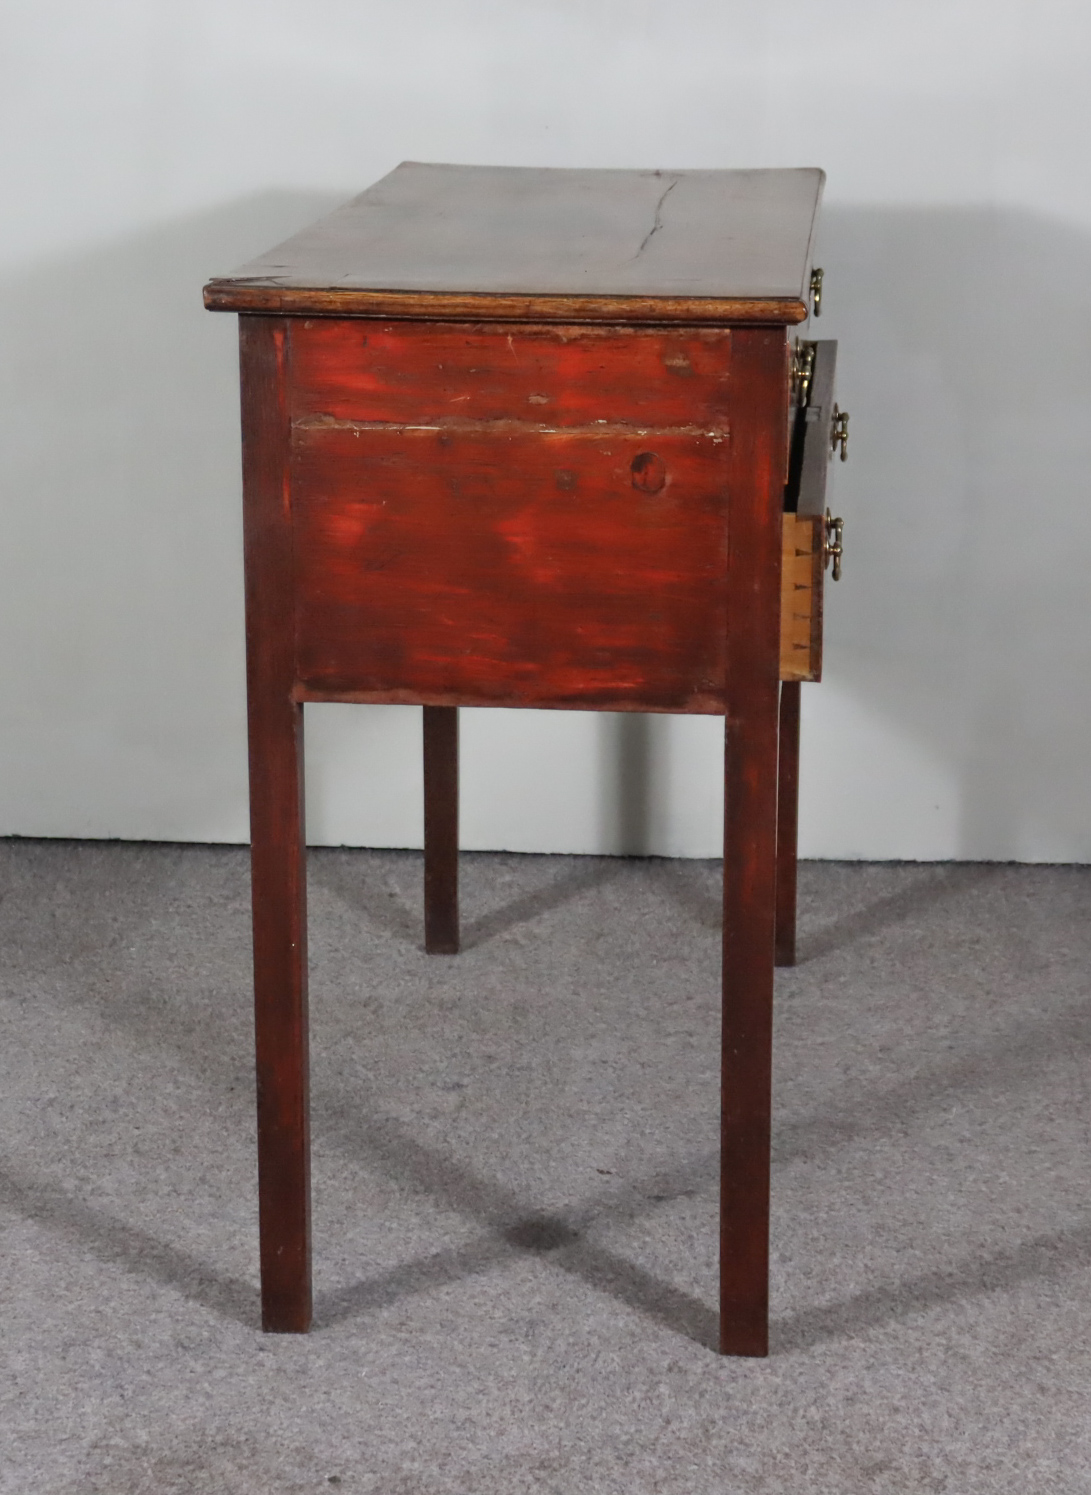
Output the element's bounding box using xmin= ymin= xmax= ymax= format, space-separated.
xmin=830 ymin=404 xmax=849 ymax=461
xmin=824 ymin=508 xmax=844 ymax=581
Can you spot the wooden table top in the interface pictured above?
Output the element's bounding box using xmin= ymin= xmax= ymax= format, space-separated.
xmin=205 ymin=162 xmax=823 ymax=324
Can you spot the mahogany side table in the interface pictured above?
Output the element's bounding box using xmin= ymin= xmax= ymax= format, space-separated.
xmin=204 ymin=163 xmax=844 ymax=1356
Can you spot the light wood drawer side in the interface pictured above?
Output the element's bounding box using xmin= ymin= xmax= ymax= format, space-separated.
xmin=780 ymin=513 xmax=823 ymax=682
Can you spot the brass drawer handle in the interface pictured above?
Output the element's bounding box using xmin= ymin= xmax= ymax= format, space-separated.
xmin=824 ymin=508 xmax=844 ymax=581
xmin=790 ymin=338 xmax=816 ymax=403
xmin=830 ymin=404 xmax=849 ymax=461
xmin=810 ymin=267 xmax=824 ymax=317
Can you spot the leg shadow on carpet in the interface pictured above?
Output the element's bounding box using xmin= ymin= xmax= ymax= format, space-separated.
xmin=460 ymin=859 xmax=628 ymax=950
xmin=774 ymin=992 xmax=1091 ymax=1168
xmin=773 ymin=1219 xmax=1091 ymax=1353
xmin=796 ymin=864 xmax=1003 ymax=964
xmin=629 ymin=862 xmax=1005 ymax=962
xmin=313 ymin=1103 xmax=720 ymax=1349
xmin=310 ymin=851 xmax=627 ymax=953
xmin=0 ymin=1160 xmax=257 ymax=1327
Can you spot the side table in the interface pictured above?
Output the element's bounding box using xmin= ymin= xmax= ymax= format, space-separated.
xmin=205 ymin=163 xmax=844 ymax=1356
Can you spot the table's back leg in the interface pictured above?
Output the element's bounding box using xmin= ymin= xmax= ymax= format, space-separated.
xmin=240 ymin=316 xmax=312 ymax=1333
xmin=423 ymin=705 xmax=460 ymax=953
xmin=775 ymin=680 xmax=801 ymax=968
xmin=719 ymin=328 xmax=786 ymax=1357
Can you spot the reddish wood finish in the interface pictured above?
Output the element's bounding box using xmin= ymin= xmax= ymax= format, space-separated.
xmin=207 ymin=164 xmax=840 ymax=1359
xmin=720 ymin=328 xmax=788 ymax=1357
xmin=292 ymin=422 xmax=731 ymax=712
xmin=239 ymin=316 xmax=312 ymax=1333
xmin=216 ymin=179 xmax=825 ymax=1354
xmin=232 ymin=313 xmax=800 ymax=1355
xmin=289 ymin=320 xmax=734 ymax=712
xmin=423 ymin=706 xmax=460 ymax=954
xmin=775 ymin=680 xmax=801 ymax=967
xmin=289 ymin=320 xmax=735 ymax=428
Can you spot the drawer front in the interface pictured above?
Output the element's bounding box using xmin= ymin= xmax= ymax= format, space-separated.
xmin=291 ymin=421 xmax=731 ymax=712
xmin=288 ymin=319 xmax=735 ymax=429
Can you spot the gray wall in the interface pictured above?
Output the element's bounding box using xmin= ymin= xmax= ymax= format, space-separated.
xmin=2 ymin=0 xmax=1088 ymax=858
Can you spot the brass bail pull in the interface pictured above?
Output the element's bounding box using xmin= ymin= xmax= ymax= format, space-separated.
xmin=831 ymin=404 xmax=849 ymax=461
xmin=824 ymin=508 xmax=844 ymax=582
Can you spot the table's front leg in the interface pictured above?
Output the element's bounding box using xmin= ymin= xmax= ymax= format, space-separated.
xmin=240 ymin=316 xmax=312 ymax=1333
xmin=720 ymin=329 xmax=788 ymax=1356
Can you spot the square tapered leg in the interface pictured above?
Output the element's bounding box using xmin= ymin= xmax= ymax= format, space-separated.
xmin=720 ymin=689 xmax=780 ymax=1356
xmin=247 ymin=695 xmax=311 ymax=1332
xmin=423 ymin=705 xmax=460 ymax=954
xmin=241 ymin=315 xmax=312 ymax=1333
xmin=719 ymin=329 xmax=785 ymax=1357
xmin=775 ymin=680 xmax=801 ymax=968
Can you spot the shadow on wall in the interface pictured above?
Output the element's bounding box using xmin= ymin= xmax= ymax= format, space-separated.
xmin=0 ymin=199 xmax=1089 ymax=857
xmin=0 ymin=191 xmax=343 ymax=840
xmin=813 ymin=205 xmax=1091 ymax=860
xmin=607 ymin=205 xmax=1091 ymax=861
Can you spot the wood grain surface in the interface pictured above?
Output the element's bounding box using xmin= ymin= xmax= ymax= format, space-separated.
xmin=779 ymin=513 xmax=824 ymax=683
xmin=291 ymin=423 xmax=732 ymax=711
xmin=205 ymin=285 xmax=811 ymax=325
xmin=205 ymin=162 xmax=821 ymax=324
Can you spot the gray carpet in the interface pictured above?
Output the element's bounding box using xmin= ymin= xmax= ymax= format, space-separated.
xmin=1 ymin=842 xmax=1089 ymax=1493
